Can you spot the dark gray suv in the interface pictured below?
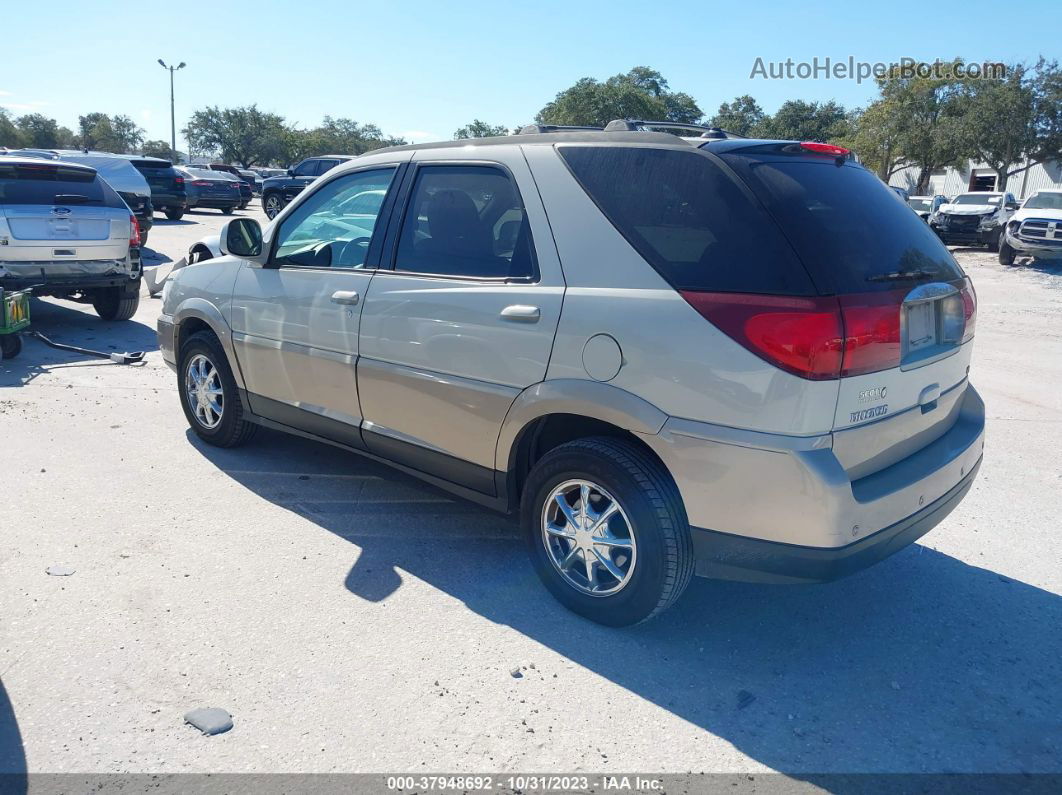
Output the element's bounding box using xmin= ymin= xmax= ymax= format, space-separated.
xmin=260 ymin=155 xmax=352 ymax=219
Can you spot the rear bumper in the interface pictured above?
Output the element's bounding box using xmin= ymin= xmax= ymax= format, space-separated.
xmin=0 ymin=258 xmax=140 ymax=294
xmin=190 ymin=198 xmax=238 ymax=209
xmin=638 ymin=385 xmax=985 ymax=583
xmin=689 ymin=458 xmax=980 ymax=583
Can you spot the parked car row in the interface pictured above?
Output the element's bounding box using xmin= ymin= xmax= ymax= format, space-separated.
xmin=158 ymin=121 xmax=984 ymax=626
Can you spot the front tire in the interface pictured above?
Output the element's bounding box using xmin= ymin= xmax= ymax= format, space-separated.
xmin=522 ymin=437 xmax=693 ymax=626
xmin=221 ymin=206 xmax=235 ymax=215
xmin=177 ymin=331 xmax=257 ymax=447
xmin=165 ymin=209 xmax=185 ymax=221
xmin=999 ymin=241 xmax=1016 ymax=266
xmin=988 ymin=230 xmax=1002 ymax=252
xmin=92 ymin=282 xmax=141 ymax=321
xmin=0 ymin=334 xmax=21 ymax=360
xmin=263 ymin=192 xmax=283 ymax=220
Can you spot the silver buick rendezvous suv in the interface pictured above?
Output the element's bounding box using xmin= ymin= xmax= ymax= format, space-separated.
xmin=158 ymin=131 xmax=984 ymax=626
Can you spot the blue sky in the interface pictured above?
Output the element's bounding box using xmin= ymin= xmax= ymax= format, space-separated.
xmin=2 ymin=0 xmax=1057 ymax=148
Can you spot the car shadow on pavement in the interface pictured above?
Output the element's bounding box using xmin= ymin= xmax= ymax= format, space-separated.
xmin=0 ymin=297 xmax=158 ymax=386
xmin=0 ymin=680 xmax=26 ymax=789
xmin=188 ymin=427 xmax=1062 ymax=775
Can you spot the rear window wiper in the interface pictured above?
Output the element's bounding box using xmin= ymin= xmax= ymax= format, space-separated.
xmin=867 ymin=269 xmax=932 ymax=283
xmin=54 ymin=194 xmax=102 ymax=204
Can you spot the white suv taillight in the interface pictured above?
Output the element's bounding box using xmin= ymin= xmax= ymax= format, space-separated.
xmin=129 ymin=214 xmax=141 ymax=248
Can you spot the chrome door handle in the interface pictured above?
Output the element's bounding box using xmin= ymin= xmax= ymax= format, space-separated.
xmin=330 ymin=290 xmax=360 ymax=306
xmin=499 ymin=305 xmax=540 ymax=322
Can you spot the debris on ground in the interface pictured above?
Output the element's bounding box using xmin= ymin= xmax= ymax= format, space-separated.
xmin=45 ymin=566 xmax=75 ymax=576
xmin=184 ymin=707 xmax=234 ymax=736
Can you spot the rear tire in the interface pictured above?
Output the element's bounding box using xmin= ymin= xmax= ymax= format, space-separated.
xmin=998 ymin=241 xmax=1016 ymax=266
xmin=221 ymin=206 xmax=234 ymax=215
xmin=165 ymin=209 xmax=185 ymax=221
xmin=92 ymin=282 xmax=141 ymax=321
xmin=522 ymin=437 xmax=693 ymax=626
xmin=0 ymin=334 xmax=21 ymax=360
xmin=177 ymin=330 xmax=258 ymax=448
xmin=238 ymin=201 xmax=249 ymax=211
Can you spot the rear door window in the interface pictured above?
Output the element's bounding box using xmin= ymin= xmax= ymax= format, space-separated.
xmin=557 ymin=145 xmax=816 ymax=295
xmin=392 ymin=164 xmax=536 ymax=280
xmin=720 ymin=149 xmax=964 ymax=294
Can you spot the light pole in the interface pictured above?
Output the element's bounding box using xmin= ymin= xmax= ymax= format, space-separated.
xmin=157 ymin=59 xmax=186 ymax=161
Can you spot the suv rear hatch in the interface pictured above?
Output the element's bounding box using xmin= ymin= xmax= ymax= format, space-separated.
xmin=0 ymin=160 xmax=132 ymax=265
xmin=130 ymin=158 xmax=185 ymax=201
xmin=714 ymin=142 xmax=975 ymax=479
xmin=557 ymin=141 xmax=976 ymax=483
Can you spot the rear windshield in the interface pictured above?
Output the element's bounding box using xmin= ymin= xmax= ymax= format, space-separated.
xmin=558 ymin=146 xmax=816 ymax=295
xmin=0 ymin=162 xmax=120 ymax=207
xmin=719 ymin=150 xmax=964 ymax=293
xmin=131 ymin=159 xmax=173 ymax=170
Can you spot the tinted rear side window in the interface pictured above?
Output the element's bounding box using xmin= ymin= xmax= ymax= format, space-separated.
xmin=558 ymin=146 xmax=815 ymax=295
xmin=719 ymin=151 xmax=964 ymax=293
xmin=0 ymin=162 xmax=116 ymax=206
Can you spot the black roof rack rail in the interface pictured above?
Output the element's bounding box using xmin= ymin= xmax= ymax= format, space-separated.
xmin=603 ymin=119 xmax=747 ymax=139
xmin=516 ymin=124 xmax=604 ymax=135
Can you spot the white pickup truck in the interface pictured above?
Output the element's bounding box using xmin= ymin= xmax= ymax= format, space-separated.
xmin=998 ymin=189 xmax=1062 ymax=265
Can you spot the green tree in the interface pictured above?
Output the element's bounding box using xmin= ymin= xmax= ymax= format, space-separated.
xmin=953 ymin=59 xmax=1062 ymax=191
xmin=872 ymin=61 xmax=968 ymax=194
xmin=141 ymin=139 xmax=174 ymax=159
xmin=0 ymin=108 xmax=23 ymax=148
xmin=285 ymin=116 xmax=405 ymax=163
xmin=14 ymin=113 xmax=73 ymax=148
xmin=756 ymin=99 xmax=852 ymax=142
xmin=536 ymin=67 xmax=702 ymax=127
xmin=77 ymin=112 xmax=145 ymax=152
xmin=709 ymin=95 xmax=765 ymax=136
xmin=453 ymin=120 xmax=510 ymax=139
xmin=183 ymin=105 xmax=290 ymax=167
xmin=836 ymin=101 xmax=908 ymax=182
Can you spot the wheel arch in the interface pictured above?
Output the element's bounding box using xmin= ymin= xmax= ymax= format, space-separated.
xmin=173 ymin=299 xmax=245 ymax=390
xmin=496 ymin=380 xmax=670 ymax=507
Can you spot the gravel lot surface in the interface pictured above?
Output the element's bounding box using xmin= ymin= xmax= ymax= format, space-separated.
xmin=1 ymin=206 xmax=1060 ymax=778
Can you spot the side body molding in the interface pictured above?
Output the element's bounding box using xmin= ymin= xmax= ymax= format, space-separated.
xmin=495 ymin=378 xmax=669 ymax=471
xmin=172 ymin=297 xmax=245 ymax=389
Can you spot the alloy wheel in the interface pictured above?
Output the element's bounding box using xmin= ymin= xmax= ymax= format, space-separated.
xmin=184 ymin=353 xmax=224 ymax=429
xmin=541 ymin=479 xmax=637 ymax=596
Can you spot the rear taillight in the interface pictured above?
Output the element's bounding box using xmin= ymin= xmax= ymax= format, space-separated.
xmin=175 ymin=176 xmax=184 ymax=185
xmin=683 ymin=281 xmax=975 ymax=380
xmin=191 ymin=180 xmax=212 ymax=186
xmin=129 ymin=214 xmax=141 ymax=248
xmin=960 ymin=277 xmax=977 ymax=343
xmin=680 ymin=292 xmax=844 ymax=380
xmin=837 ymin=289 xmax=905 ymax=377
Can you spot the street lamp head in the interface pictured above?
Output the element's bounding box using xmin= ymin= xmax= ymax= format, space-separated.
xmin=157 ymin=58 xmax=166 ymax=68
xmin=177 ymin=62 xmax=186 ymax=69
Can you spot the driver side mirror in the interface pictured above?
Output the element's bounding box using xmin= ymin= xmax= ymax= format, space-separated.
xmin=220 ymin=217 xmax=263 ymax=258
xmin=1006 ymin=200 xmax=1020 ymax=211
xmin=287 ymin=168 xmax=295 ymax=177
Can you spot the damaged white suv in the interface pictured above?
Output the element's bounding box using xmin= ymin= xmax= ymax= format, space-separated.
xmin=0 ymin=156 xmax=142 ymax=320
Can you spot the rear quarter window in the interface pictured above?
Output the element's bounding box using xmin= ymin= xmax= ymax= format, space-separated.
xmin=557 ymin=145 xmax=816 ymax=295
xmin=719 ymin=151 xmax=964 ymax=293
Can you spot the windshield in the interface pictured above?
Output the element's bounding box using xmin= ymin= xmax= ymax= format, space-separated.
xmin=953 ymin=194 xmax=1001 ymax=206
xmin=719 ymin=151 xmax=964 ymax=294
xmin=908 ymin=198 xmax=933 ymax=211
xmin=1022 ymin=192 xmax=1062 ymax=211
